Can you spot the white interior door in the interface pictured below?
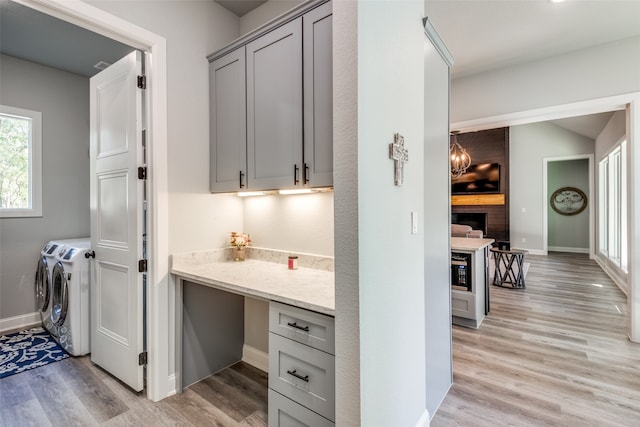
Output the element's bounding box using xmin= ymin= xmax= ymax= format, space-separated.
xmin=90 ymin=51 xmax=145 ymax=391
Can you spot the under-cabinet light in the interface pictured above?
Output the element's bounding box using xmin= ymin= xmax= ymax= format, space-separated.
xmin=279 ymin=189 xmax=314 ymax=195
xmin=237 ymin=191 xmax=268 ymax=197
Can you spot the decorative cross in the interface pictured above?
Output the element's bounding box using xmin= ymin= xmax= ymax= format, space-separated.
xmin=389 ymin=133 xmax=408 ymax=186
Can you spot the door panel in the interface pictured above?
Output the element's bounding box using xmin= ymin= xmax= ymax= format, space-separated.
xmin=246 ymin=18 xmax=303 ymax=190
xmin=90 ymin=50 xmax=144 ymax=392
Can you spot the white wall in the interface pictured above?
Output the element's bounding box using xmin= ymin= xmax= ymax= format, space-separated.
xmin=451 ymin=36 xmax=640 ymax=124
xmin=596 ymin=110 xmax=626 ymax=160
xmin=0 ymin=54 xmax=89 ymax=323
xmin=334 ymin=0 xmax=430 ymax=424
xmin=333 ymin=0 xmax=360 ymax=424
xmin=510 ymin=122 xmax=594 ymax=253
xmin=243 ymin=192 xmax=334 ymax=256
xmin=423 ymin=18 xmax=454 ymax=417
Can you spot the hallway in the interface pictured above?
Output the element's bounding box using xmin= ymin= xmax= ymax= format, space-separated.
xmin=432 ymin=252 xmax=640 ymax=426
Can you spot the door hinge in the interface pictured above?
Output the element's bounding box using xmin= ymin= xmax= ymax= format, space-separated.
xmin=137 ymin=75 xmax=146 ymax=89
xmin=138 ymin=259 xmax=148 ymax=273
xmin=138 ymin=351 xmax=148 ymax=366
xmin=138 ymin=166 xmax=147 ymax=180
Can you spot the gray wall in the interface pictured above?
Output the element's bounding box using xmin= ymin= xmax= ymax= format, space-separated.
xmin=547 ymin=159 xmax=590 ymax=251
xmin=510 ymin=122 xmax=594 ymax=253
xmin=0 ymin=54 xmax=89 ymax=321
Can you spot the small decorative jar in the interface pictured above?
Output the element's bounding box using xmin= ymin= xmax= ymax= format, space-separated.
xmin=235 ymin=248 xmax=246 ymax=262
xmin=288 ymin=255 xmax=298 ymax=270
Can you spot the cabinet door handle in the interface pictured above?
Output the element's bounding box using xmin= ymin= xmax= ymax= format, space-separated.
xmin=304 ymin=163 xmax=309 ymax=184
xmin=287 ymin=322 xmax=310 ymax=332
xmin=239 ymin=170 xmax=245 ymax=188
xmin=286 ymin=369 xmax=309 ymax=383
xmin=294 ymin=164 xmax=300 ymax=185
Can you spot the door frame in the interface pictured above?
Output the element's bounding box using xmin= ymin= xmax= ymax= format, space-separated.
xmin=452 ymin=92 xmax=640 ymax=343
xmin=14 ymin=0 xmax=170 ymax=400
xmin=542 ymin=154 xmax=595 ymax=257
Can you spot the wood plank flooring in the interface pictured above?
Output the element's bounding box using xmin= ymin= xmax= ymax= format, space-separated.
xmin=0 ymin=358 xmax=267 ymax=426
xmin=2 ymin=252 xmax=638 ymax=426
xmin=432 ymin=252 xmax=640 ymax=427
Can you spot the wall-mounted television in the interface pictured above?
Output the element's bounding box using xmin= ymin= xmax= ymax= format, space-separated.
xmin=451 ymin=162 xmax=501 ymax=195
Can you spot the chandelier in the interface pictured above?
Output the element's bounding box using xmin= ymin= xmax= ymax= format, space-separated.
xmin=450 ymin=131 xmax=471 ymax=178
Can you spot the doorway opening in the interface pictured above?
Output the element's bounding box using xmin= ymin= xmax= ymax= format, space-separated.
xmin=17 ymin=0 xmax=169 ymax=401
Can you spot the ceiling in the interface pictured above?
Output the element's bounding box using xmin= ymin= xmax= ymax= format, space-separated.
xmin=215 ymin=0 xmax=267 ymax=16
xmin=427 ymin=0 xmax=640 ymax=80
xmin=2 ymin=0 xmax=638 ymax=138
xmin=0 ymin=0 xmax=134 ymax=77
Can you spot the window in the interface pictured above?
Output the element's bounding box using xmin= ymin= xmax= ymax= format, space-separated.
xmin=0 ymin=105 xmax=42 ymax=217
xmin=598 ymin=141 xmax=628 ymax=273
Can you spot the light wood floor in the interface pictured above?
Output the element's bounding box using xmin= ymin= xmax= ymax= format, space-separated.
xmin=0 ymin=357 xmax=267 ymax=426
xmin=2 ymin=252 xmax=638 ymax=426
xmin=432 ymin=252 xmax=640 ymax=427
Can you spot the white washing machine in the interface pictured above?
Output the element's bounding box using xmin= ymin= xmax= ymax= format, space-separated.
xmin=36 ymin=240 xmax=67 ymax=335
xmin=50 ymin=238 xmax=91 ymax=356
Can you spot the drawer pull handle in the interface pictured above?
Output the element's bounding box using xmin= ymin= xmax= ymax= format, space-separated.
xmin=287 ymin=369 xmax=309 ymax=383
xmin=287 ymin=322 xmax=309 ymax=332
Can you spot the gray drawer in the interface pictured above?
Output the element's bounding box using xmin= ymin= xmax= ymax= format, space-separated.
xmin=269 ymin=333 xmax=335 ymax=421
xmin=269 ymin=301 xmax=335 ymax=354
xmin=269 ymin=389 xmax=334 ymax=427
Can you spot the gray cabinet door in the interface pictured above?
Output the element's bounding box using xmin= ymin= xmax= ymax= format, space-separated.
xmin=247 ymin=19 xmax=303 ymax=191
xmin=210 ymin=48 xmax=246 ymax=192
xmin=303 ymin=2 xmax=333 ymax=188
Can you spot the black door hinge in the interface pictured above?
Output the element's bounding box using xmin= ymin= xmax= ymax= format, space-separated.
xmin=138 ymin=351 xmax=148 ymax=366
xmin=138 ymin=259 xmax=148 ymax=273
xmin=137 ymin=75 xmax=146 ymax=89
xmin=138 ymin=166 xmax=147 ymax=180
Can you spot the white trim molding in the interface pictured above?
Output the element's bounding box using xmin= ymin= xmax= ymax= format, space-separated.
xmin=0 ymin=312 xmax=41 ymax=334
xmin=242 ymin=344 xmax=269 ymax=373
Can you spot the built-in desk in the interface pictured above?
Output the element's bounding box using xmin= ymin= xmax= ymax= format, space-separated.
xmin=451 ymin=237 xmax=494 ymax=328
xmin=171 ymin=248 xmax=336 ymax=424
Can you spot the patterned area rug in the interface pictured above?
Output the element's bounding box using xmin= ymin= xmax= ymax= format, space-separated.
xmin=0 ymin=327 xmax=68 ymax=379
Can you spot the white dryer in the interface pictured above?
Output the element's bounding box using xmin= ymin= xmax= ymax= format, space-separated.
xmin=50 ymin=239 xmax=91 ymax=356
xmin=36 ymin=240 xmax=67 ymax=335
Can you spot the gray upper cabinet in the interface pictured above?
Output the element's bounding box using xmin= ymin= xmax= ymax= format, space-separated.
xmin=208 ymin=0 xmax=333 ymax=193
xmin=247 ymin=19 xmax=303 ymax=191
xmin=210 ymin=48 xmax=247 ymax=192
xmin=303 ymin=1 xmax=333 ymax=188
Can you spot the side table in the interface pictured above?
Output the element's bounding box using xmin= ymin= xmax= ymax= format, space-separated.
xmin=490 ymin=248 xmax=528 ymax=289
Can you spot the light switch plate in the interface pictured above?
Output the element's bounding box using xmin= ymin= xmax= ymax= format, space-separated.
xmin=411 ymin=211 xmax=418 ymax=234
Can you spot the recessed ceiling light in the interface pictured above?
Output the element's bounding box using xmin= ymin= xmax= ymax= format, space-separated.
xmin=550 ymin=0 xmax=566 ymax=3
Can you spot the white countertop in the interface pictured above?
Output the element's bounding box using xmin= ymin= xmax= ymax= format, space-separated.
xmin=171 ymin=252 xmax=335 ymax=316
xmin=451 ymin=237 xmax=495 ymax=251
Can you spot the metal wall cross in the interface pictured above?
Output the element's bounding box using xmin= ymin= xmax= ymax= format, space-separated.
xmin=389 ymin=133 xmax=408 ymax=186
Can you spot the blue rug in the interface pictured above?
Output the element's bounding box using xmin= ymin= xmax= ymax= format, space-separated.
xmin=0 ymin=327 xmax=69 ymax=379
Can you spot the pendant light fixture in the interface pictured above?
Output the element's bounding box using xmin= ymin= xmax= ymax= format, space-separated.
xmin=450 ymin=131 xmax=471 ymax=178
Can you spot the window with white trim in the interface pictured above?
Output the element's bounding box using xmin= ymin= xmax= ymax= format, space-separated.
xmin=598 ymin=141 xmax=628 ymax=273
xmin=0 ymin=105 xmax=42 ymax=217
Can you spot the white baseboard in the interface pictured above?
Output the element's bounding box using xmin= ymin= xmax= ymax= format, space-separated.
xmin=415 ymin=409 xmax=431 ymax=427
xmin=166 ymin=374 xmax=177 ymax=397
xmin=548 ymin=246 xmax=589 ymax=254
xmin=0 ymin=312 xmax=41 ymax=334
xmin=242 ymin=344 xmax=268 ymax=372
